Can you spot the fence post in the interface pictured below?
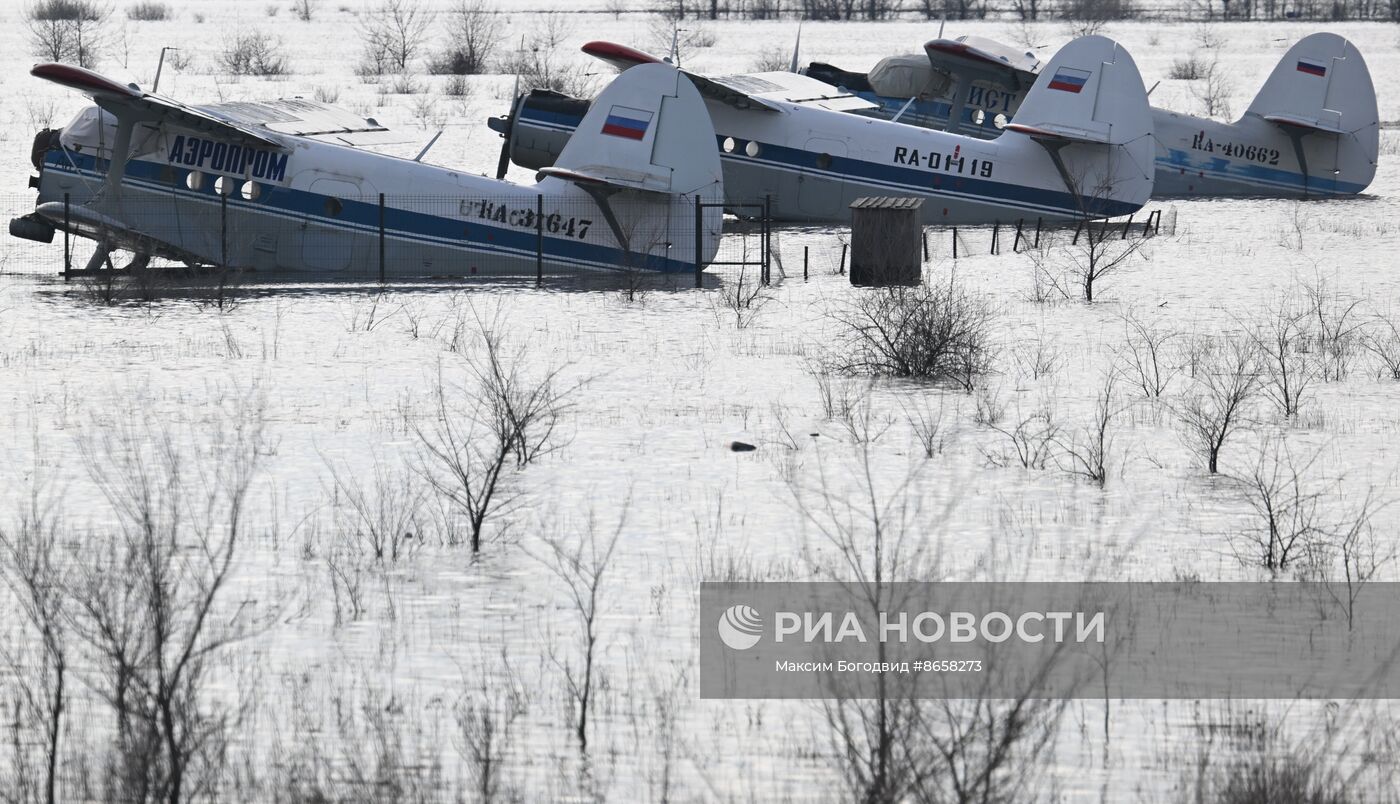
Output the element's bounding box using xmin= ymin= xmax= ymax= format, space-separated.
xmin=763 ymin=195 xmax=772 ymax=285
xmin=694 ymin=196 xmax=703 ymax=289
xmin=952 ymin=227 xmax=958 ymax=260
xmin=378 ymin=193 xmax=386 ymax=284
xmin=838 ymin=242 xmax=847 ymax=275
xmin=990 ymin=222 xmax=999 ymax=255
xmin=1012 ymin=219 xmax=1024 ymax=253
xmin=1072 ymin=219 xmax=1085 ymax=245
xmin=1121 ymin=213 xmax=1134 ymax=240
xmin=536 ymin=194 xmax=544 ymax=285
xmin=220 ymin=190 xmax=228 ymax=269
xmin=803 ymin=246 xmax=809 ymax=281
xmin=922 ymin=229 xmax=929 ymax=262
xmin=63 ymin=193 xmax=71 ymax=280
xmin=1034 ymin=217 xmax=1042 ymax=249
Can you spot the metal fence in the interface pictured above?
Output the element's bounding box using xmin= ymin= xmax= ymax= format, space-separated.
xmin=2 ymin=192 xmax=772 ymax=288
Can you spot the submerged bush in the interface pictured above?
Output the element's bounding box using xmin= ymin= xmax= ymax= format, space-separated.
xmin=830 ymin=281 xmax=995 ymax=389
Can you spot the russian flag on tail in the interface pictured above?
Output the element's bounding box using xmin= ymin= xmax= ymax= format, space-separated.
xmin=601 ymin=105 xmax=653 ymax=140
xmin=1047 ymin=67 xmax=1091 ymax=94
xmin=1296 ymin=58 xmax=1328 ymax=77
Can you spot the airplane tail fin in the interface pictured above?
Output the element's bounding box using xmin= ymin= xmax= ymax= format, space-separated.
xmin=1003 ymin=35 xmax=1154 ymax=217
xmin=1245 ymin=32 xmax=1378 ymax=194
xmin=544 ymin=62 xmax=724 ymax=270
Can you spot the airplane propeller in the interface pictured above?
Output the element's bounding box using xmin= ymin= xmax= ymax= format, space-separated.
xmin=496 ymin=67 xmax=522 ymax=180
xmin=788 ymin=23 xmax=802 ymax=73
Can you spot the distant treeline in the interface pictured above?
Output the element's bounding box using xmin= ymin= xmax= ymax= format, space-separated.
xmin=648 ymin=0 xmax=1400 ymax=22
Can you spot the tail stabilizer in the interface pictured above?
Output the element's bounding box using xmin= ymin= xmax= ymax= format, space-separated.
xmin=544 ymin=63 xmax=723 ymax=269
xmin=1004 ymin=35 xmax=1154 ymax=215
xmin=1246 ymin=32 xmax=1378 ymax=194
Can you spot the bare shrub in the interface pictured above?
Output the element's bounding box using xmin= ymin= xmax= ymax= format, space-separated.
xmin=69 ymin=398 xmax=268 ymax=802
xmin=1362 ymin=308 xmax=1400 ymax=380
xmin=1169 ymin=53 xmax=1205 ymax=80
xmin=454 ymin=656 xmax=526 ymax=801
xmin=414 ymin=308 xmax=575 ymax=552
xmin=427 ymin=0 xmax=501 ymax=76
xmin=749 ymin=45 xmax=789 ymax=72
xmin=830 ymin=281 xmax=995 ymax=390
xmin=1173 ymin=337 xmax=1260 ymax=474
xmin=716 ymin=263 xmax=772 ymax=328
xmin=357 ymin=0 xmax=432 ymax=78
xmin=1060 ymin=0 xmax=1132 ymax=34
xmin=1117 ymin=312 xmax=1180 ymax=398
xmin=1247 ymin=294 xmax=1316 ymax=417
xmin=323 ymin=453 xmax=426 ymax=563
xmin=530 ymin=504 xmax=624 ymax=750
xmin=1029 ymin=219 xmax=1149 ymax=303
xmin=125 ymin=0 xmax=168 ymax=20
xmin=788 ymin=444 xmax=1068 ymax=803
xmin=27 ymin=0 xmax=108 ymax=68
xmin=1303 ymin=276 xmax=1365 ymax=382
xmin=984 ymin=403 xmax=1060 ymax=470
xmin=220 ymin=30 xmax=289 ymax=76
xmin=0 ymin=484 xmax=70 ymax=804
xmin=1189 ymin=58 xmax=1234 ymax=119
xmin=291 ymin=0 xmax=317 ymax=20
xmin=902 ymin=395 xmax=950 ymax=459
xmin=499 ymin=14 xmax=596 ymax=97
xmin=1232 ymin=437 xmax=1326 ymax=572
xmin=1057 ymin=372 xmax=1119 ymax=487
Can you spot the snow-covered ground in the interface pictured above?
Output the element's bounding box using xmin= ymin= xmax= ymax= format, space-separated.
xmin=1 ymin=3 xmax=1399 ymax=800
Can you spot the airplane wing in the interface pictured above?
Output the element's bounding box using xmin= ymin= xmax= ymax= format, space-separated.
xmin=581 ymin=40 xmax=666 ymax=71
xmin=31 ymin=62 xmax=285 ymax=150
xmin=581 ymin=41 xmax=874 ymax=114
xmin=923 ymin=36 xmax=1040 ymax=88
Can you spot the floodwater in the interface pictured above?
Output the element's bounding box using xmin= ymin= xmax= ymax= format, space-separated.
xmin=2 ymin=5 xmax=1400 ymax=801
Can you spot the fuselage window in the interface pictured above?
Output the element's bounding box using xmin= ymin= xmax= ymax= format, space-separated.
xmin=241 ymin=181 xmax=261 ymax=201
xmin=722 ymin=137 xmax=736 ymax=153
xmin=214 ymin=176 xmax=233 ymax=196
xmin=745 ymin=141 xmax=761 ymax=158
xmin=186 ymin=171 xmax=203 ymax=191
xmin=325 ymin=197 xmax=343 ymax=217
xmin=993 ymin=113 xmax=1008 ymax=130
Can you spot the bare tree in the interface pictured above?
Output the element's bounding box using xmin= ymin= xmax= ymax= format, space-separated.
xmin=1304 ymin=276 xmax=1365 ymax=382
xmin=290 ymin=0 xmax=317 ymax=21
xmin=1173 ymin=337 xmax=1260 ymax=474
xmin=1057 ymin=372 xmax=1119 ymax=487
xmin=1030 ymin=219 xmax=1149 ymax=304
xmin=68 ymin=399 xmax=267 ymax=803
xmin=428 ymin=0 xmax=502 ymax=75
xmin=1363 ymin=307 xmax=1400 ymax=380
xmin=27 ymin=0 xmax=109 ymax=68
xmin=1232 ymin=437 xmax=1325 ymax=571
xmin=1247 ymin=295 xmax=1316 ymax=417
xmin=530 ymin=503 xmax=626 ymax=750
xmin=1117 ymin=312 xmax=1180 ymax=398
xmin=357 ymin=0 xmax=433 ymax=77
xmin=414 ymin=308 xmax=574 ymax=552
xmin=453 ymin=651 xmax=526 ymax=802
xmin=0 ymin=484 xmax=70 ymax=804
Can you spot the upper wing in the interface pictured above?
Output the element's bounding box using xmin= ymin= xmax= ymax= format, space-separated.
xmin=923 ymin=36 xmax=1040 ymax=89
xmin=580 ymin=42 xmax=873 ymax=114
xmin=32 ymin=62 xmax=285 ymax=150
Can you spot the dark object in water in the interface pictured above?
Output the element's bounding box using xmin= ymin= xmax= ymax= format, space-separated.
xmin=729 ymin=441 xmax=757 ymax=452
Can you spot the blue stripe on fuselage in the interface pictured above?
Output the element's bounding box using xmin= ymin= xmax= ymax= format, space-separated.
xmin=41 ymin=150 xmax=698 ymax=274
xmin=517 ymin=106 xmax=1136 ymax=219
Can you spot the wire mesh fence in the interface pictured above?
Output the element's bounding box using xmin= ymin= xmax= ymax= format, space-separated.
xmin=3 ymin=192 xmax=771 ymax=287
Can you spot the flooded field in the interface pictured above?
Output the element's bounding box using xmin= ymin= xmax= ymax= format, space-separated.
xmin=1 ymin=3 xmax=1399 ymax=801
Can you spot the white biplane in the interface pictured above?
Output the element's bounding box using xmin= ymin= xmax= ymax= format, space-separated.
xmin=492 ymin=35 xmax=1156 ymax=225
xmin=10 ymin=62 xmax=724 ymax=278
xmin=804 ymin=31 xmax=1379 ymax=197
